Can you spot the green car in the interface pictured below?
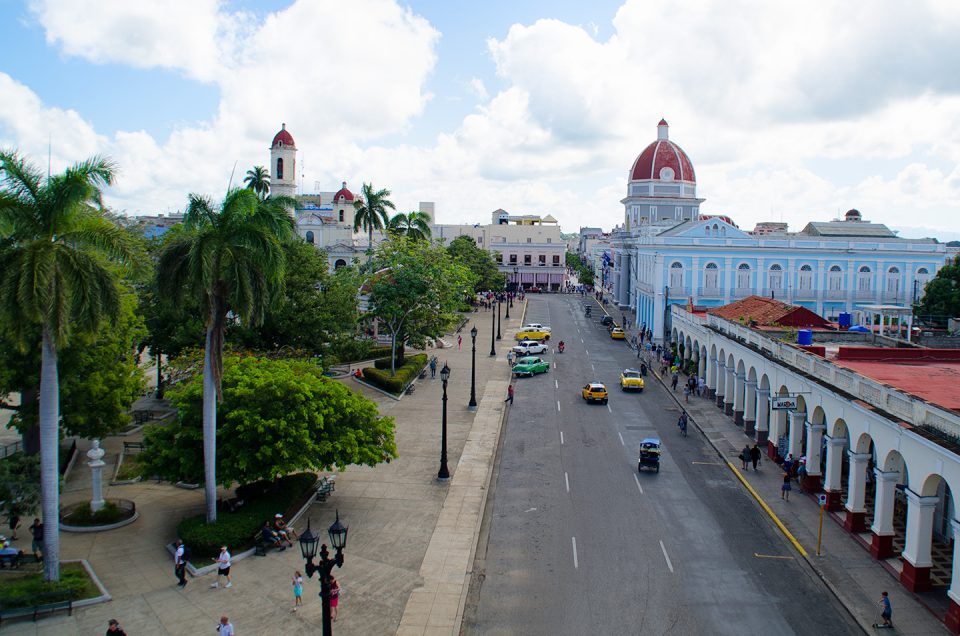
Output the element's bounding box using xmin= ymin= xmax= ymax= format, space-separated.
xmin=512 ymin=356 xmax=550 ymax=378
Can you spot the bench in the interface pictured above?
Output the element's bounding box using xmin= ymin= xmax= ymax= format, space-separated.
xmin=0 ymin=552 xmax=40 ymax=570
xmin=0 ymin=592 xmax=74 ymax=627
xmin=132 ymin=410 xmax=154 ymax=425
xmin=253 ymin=530 xmax=285 ymax=556
xmin=123 ymin=441 xmax=145 ymax=453
xmin=315 ymin=475 xmax=337 ymax=502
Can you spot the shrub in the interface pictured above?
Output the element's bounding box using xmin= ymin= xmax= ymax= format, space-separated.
xmin=177 ymin=472 xmax=318 ymax=559
xmin=373 ymin=351 xmax=408 ymax=369
xmin=362 ymin=354 xmax=427 ymax=394
xmin=0 ymin=563 xmax=96 ymax=609
xmin=61 ymin=501 xmax=133 ymax=526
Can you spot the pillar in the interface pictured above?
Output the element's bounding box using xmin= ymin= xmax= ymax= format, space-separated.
xmin=802 ymin=422 xmax=825 ymax=493
xmin=788 ymin=412 xmax=805 ymax=461
xmin=768 ymin=406 xmax=786 ymax=459
xmin=742 ymin=379 xmax=756 ymax=433
xmin=754 ymin=388 xmax=769 ymax=444
xmin=900 ymin=489 xmax=938 ymax=593
xmin=822 ymin=436 xmax=846 ymax=511
xmin=732 ymin=373 xmax=746 ymax=426
xmin=724 ymin=367 xmax=736 ymax=416
xmin=706 ymin=357 xmax=717 ymax=399
xmin=87 ymin=439 xmax=106 ymax=513
xmin=945 ymin=519 xmax=960 ymax=633
xmin=715 ymin=363 xmax=726 ymax=408
xmin=843 ymin=452 xmax=871 ymax=533
xmin=870 ymin=470 xmax=900 ymax=559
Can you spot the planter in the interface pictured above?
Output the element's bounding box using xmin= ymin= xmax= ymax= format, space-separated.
xmin=60 ymin=499 xmax=138 ymax=533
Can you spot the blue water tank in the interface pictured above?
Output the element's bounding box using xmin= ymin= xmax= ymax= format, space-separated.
xmin=838 ymin=312 xmax=852 ymax=328
xmin=797 ymin=329 xmax=813 ymax=346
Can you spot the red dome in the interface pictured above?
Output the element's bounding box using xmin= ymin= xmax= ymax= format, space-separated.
xmin=333 ymin=181 xmax=354 ymax=202
xmin=629 ymin=120 xmax=695 ymax=183
xmin=271 ymin=123 xmax=296 ymax=148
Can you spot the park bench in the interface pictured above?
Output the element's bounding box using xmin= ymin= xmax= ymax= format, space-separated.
xmin=123 ymin=441 xmax=145 ymax=453
xmin=253 ymin=530 xmax=285 ymax=556
xmin=0 ymin=552 xmax=40 ymax=570
xmin=0 ymin=592 xmax=74 ymax=627
xmin=132 ymin=409 xmax=154 ymax=425
xmin=315 ymin=475 xmax=336 ymax=502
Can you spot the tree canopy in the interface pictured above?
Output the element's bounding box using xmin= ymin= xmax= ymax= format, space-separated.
xmin=446 ymin=235 xmax=505 ymax=293
xmin=915 ymin=263 xmax=960 ymax=325
xmin=388 ymin=211 xmax=432 ymax=241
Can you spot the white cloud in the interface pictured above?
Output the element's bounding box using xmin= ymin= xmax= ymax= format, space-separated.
xmin=469 ymin=78 xmax=488 ymax=101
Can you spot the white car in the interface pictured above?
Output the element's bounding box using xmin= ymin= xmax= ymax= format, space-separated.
xmin=512 ymin=340 xmax=549 ymax=355
xmin=522 ymin=323 xmax=552 ymax=333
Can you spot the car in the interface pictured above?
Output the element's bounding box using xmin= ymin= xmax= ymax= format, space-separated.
xmin=512 ymin=340 xmax=549 ymax=355
xmin=527 ymin=287 xmax=542 ymax=293
xmin=521 ymin=323 xmax=552 ymax=333
xmin=610 ymin=327 xmax=626 ymax=340
xmin=620 ymin=369 xmax=645 ymax=391
xmin=581 ymin=383 xmax=609 ymax=404
xmin=515 ymin=328 xmax=550 ymax=341
xmin=512 ymin=356 xmax=550 ymax=377
xmin=599 ymin=315 xmax=614 ymax=326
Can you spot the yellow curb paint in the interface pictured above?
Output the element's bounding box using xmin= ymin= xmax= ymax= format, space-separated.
xmin=728 ymin=461 xmax=809 ymax=558
xmin=691 ymin=461 xmax=724 ymax=466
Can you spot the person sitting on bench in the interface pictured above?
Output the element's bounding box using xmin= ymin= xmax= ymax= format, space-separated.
xmin=273 ymin=514 xmax=295 ymax=546
xmin=261 ymin=521 xmax=285 ymax=551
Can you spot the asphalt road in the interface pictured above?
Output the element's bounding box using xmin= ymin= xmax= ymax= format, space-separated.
xmin=463 ymin=294 xmax=861 ymax=636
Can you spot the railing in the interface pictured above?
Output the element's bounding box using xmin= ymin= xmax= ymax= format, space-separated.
xmin=732 ymin=287 xmax=753 ymax=299
xmin=0 ymin=440 xmax=22 ymax=460
xmin=697 ymin=287 xmax=722 ymax=299
xmin=824 ymin=289 xmax=846 ymax=300
xmin=854 ymin=290 xmax=875 ymax=300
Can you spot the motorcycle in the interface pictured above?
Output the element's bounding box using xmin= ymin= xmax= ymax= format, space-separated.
xmin=558 ymin=341 xmax=565 ymax=354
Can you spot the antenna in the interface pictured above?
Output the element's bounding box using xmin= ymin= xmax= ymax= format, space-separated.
xmin=226 ymin=160 xmax=238 ymax=193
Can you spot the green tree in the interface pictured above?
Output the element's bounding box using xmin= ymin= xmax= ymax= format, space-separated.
xmin=138 ymin=355 xmax=397 ymax=485
xmin=446 ymin=235 xmax=505 ymax=293
xmin=0 ymin=453 xmax=41 ymax=520
xmin=915 ymin=263 xmax=960 ymax=325
xmin=156 ymin=188 xmax=295 ymax=522
xmin=0 ymin=150 xmax=134 ymax=581
xmin=353 ymin=183 xmax=395 ymax=266
xmin=388 ymin=210 xmax=432 ymax=241
xmin=243 ymin=165 xmax=270 ymax=200
xmin=565 ymin=252 xmax=594 ymax=286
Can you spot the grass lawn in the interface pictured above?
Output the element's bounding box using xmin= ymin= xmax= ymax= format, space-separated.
xmin=115 ymin=454 xmax=142 ymax=481
xmin=0 ymin=562 xmax=100 ymax=608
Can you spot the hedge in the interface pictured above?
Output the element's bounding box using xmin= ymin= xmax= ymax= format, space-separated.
xmin=362 ymin=353 xmax=428 ymax=394
xmin=177 ymin=472 xmax=317 ymax=559
xmin=373 ymin=351 xmax=408 ymax=369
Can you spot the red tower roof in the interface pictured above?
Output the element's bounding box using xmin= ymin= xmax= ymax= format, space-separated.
xmin=629 ymin=120 xmax=696 ymax=183
xmin=333 ymin=181 xmax=354 ymax=202
xmin=271 ymin=123 xmax=296 ymax=148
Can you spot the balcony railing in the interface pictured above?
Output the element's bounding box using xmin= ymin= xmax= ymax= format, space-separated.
xmin=698 ymin=286 xmax=723 ymax=299
xmin=824 ymin=289 xmax=846 ymax=300
xmin=732 ymin=287 xmax=753 ymax=299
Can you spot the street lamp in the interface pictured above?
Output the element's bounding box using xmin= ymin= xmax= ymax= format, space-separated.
xmin=512 ymin=267 xmax=519 ymax=306
xmin=505 ymin=289 xmax=511 ymax=319
xmin=299 ymin=512 xmax=349 ymax=636
xmin=496 ymin=296 xmax=502 ymax=340
xmin=438 ymin=363 xmax=451 ymax=480
xmin=489 ymin=299 xmax=497 ymax=356
xmin=468 ymin=326 xmax=478 ymax=409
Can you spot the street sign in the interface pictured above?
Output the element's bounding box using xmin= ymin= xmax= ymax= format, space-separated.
xmin=818 ymin=494 xmax=827 ymax=506
xmin=771 ymin=396 xmax=798 ymax=411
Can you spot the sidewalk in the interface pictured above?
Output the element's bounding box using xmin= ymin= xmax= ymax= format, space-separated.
xmin=654 ymin=369 xmax=948 ymax=634
xmin=3 ymin=306 xmax=522 ymax=635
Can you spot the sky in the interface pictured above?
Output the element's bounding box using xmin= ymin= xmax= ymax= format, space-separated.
xmin=2 ymin=0 xmax=960 ymax=240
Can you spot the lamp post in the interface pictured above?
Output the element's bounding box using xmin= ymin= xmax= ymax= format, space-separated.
xmin=513 ymin=267 xmax=519 ymax=305
xmin=489 ymin=299 xmax=497 ymax=356
xmin=438 ymin=363 xmax=451 ymax=480
xmin=505 ymin=289 xmax=511 ymax=319
xmin=468 ymin=326 xmax=478 ymax=409
xmin=496 ymin=296 xmax=502 ymax=340
xmin=299 ymin=512 xmax=349 ymax=636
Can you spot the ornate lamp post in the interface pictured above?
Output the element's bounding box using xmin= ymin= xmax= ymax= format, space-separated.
xmin=468 ymin=326 xmax=478 ymax=409
xmin=438 ymin=363 xmax=451 ymax=480
xmin=489 ymin=299 xmax=497 ymax=356
xmin=299 ymin=512 xmax=349 ymax=636
xmin=505 ymin=289 xmax=511 ymax=319
xmin=513 ymin=267 xmax=519 ymax=305
xmin=496 ymin=296 xmax=502 ymax=340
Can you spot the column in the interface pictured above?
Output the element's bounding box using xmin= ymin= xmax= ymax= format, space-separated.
xmin=732 ymin=373 xmax=746 ymax=426
xmin=870 ymin=470 xmax=900 ymax=559
xmin=945 ymin=519 xmax=960 ymax=633
xmin=822 ymin=436 xmax=846 ymax=510
xmin=615 ymin=254 xmax=625 ymax=304
xmin=788 ymin=412 xmax=805 ymax=461
xmin=802 ymin=422 xmax=825 ymax=493
xmin=742 ymin=380 xmax=757 ymax=435
xmin=87 ymin=440 xmax=106 ymax=512
xmin=706 ymin=357 xmax=717 ymax=399
xmin=900 ymin=489 xmax=938 ymax=593
xmin=843 ymin=452 xmax=871 ymax=533
xmin=698 ymin=354 xmax=706 ymax=382
xmin=754 ymin=388 xmax=769 ymax=444
xmin=715 ymin=363 xmax=726 ymax=408
xmin=723 ymin=366 xmax=736 ymax=416
xmin=767 ymin=406 xmax=785 ymax=459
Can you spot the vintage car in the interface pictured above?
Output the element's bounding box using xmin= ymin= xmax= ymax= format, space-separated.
xmin=512 ymin=340 xmax=549 ymax=355
xmin=581 ymin=382 xmax=609 ymax=404
xmin=521 ymin=323 xmax=552 ymax=333
xmin=515 ymin=328 xmax=551 ymax=341
xmin=620 ymin=369 xmax=645 ymax=391
xmin=610 ymin=327 xmax=626 ymax=340
xmin=512 ymin=356 xmax=550 ymax=377
xmin=599 ymin=315 xmax=614 ymax=326
xmin=638 ymin=438 xmax=661 ymax=473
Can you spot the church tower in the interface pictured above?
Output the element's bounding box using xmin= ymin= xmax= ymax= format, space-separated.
xmin=270 ymin=123 xmax=297 ymax=199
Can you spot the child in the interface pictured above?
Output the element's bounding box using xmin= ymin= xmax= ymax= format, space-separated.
xmin=292 ymin=571 xmax=303 ymax=611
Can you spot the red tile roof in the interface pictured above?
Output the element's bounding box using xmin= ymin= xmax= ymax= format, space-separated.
xmin=707 ymin=296 xmax=832 ymax=329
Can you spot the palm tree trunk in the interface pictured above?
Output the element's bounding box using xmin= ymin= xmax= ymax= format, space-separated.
xmin=202 ymin=325 xmax=218 ymax=523
xmin=390 ymin=332 xmax=397 ymax=375
xmin=39 ymin=327 xmax=60 ymax=582
xmin=368 ymin=226 xmax=374 ymax=267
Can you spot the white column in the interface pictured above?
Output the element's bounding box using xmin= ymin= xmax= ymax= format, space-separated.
xmin=788 ymin=412 xmax=805 ymax=459
xmin=871 ymin=470 xmax=900 ymax=537
xmin=902 ymin=489 xmax=938 ymax=569
xmin=707 ymin=357 xmax=718 ymax=390
xmin=716 ymin=363 xmax=726 ymax=397
xmin=769 ymin=407 xmax=785 ymax=444
xmin=755 ymin=388 xmax=770 ymax=433
xmin=698 ymin=354 xmax=706 ymax=380
xmin=87 ymin=439 xmax=106 ymax=513
xmin=724 ymin=367 xmax=736 ymax=411
xmin=845 ymin=452 xmax=871 ymax=513
xmin=804 ymin=422 xmax=826 ymax=477
xmin=823 ymin=435 xmax=846 ymax=491
xmin=744 ymin=380 xmax=757 ymax=416
xmin=948 ymin=519 xmax=960 ymax=608
xmin=733 ymin=373 xmax=746 ymax=412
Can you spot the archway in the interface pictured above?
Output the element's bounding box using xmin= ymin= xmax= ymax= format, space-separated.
xmin=733 ymin=359 xmax=747 ymax=426
xmin=724 ymin=353 xmax=736 ymax=417
xmin=870 ymin=450 xmax=909 ymax=561
xmin=845 ymin=433 xmax=876 ymax=533
xmin=334 ymin=259 xmax=347 ymax=269
xmin=769 ymin=384 xmax=791 ymax=459
xmin=743 ymin=367 xmax=759 ymax=436
xmin=823 ymin=418 xmax=849 ymax=510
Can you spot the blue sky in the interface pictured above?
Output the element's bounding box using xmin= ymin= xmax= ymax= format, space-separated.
xmin=1 ymin=1 xmax=959 ymax=238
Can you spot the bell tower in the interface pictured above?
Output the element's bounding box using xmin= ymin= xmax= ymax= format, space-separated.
xmin=270 ymin=123 xmax=297 ymax=200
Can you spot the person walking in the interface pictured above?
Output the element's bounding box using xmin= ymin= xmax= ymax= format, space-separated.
xmin=458 ymin=334 xmax=462 ymax=349
xmin=29 ymin=518 xmax=43 ymax=560
xmin=740 ymin=444 xmax=751 ymax=470
xmin=781 ymin=471 xmax=792 ymax=500
xmin=507 ymin=350 xmax=514 ymax=366
xmin=504 ymin=384 xmax=514 ymax=405
xmin=174 ymin=539 xmax=188 ymax=587
xmin=106 ymin=618 xmax=127 ymax=635
xmin=216 ymin=615 xmax=235 ymax=635
xmin=797 ymin=459 xmax=808 ymax=493
xmin=211 ymin=546 xmax=232 ymax=588
xmin=677 ymin=412 xmax=688 ymax=437
xmin=878 ymin=591 xmax=893 ymax=627
xmin=683 ymin=383 xmax=691 ymax=403
xmin=750 ymin=444 xmax=762 ymax=471
xmin=330 ymin=576 xmax=341 ymax=621
xmin=429 ymin=357 xmax=437 ymax=379
xmin=292 ymin=571 xmax=303 ymax=611
xmin=671 ymin=371 xmax=679 ymax=391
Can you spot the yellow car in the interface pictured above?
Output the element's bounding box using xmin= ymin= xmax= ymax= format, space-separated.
xmin=581 ymin=383 xmax=609 ymax=404
xmin=620 ymin=369 xmax=645 ymax=392
xmin=610 ymin=327 xmax=626 ymax=340
xmin=516 ymin=329 xmax=550 ymax=341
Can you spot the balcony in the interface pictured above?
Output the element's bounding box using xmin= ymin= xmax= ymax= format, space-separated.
xmin=854 ymin=289 xmax=876 ymax=301
xmin=732 ymin=287 xmax=754 ymax=299
xmin=793 ymin=288 xmax=818 ymax=301
xmin=698 ymin=286 xmax=722 ymax=299
xmin=666 ymin=286 xmax=688 ymax=298
xmin=824 ymin=289 xmax=846 ymax=300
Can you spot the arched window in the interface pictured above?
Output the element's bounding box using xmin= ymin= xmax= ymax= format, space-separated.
xmin=768 ymin=264 xmax=783 ymax=291
xmin=798 ymin=264 xmax=813 ymax=290
xmin=857 ymin=266 xmax=872 ymax=292
xmin=669 ymin=262 xmax=684 ymax=289
xmin=720 ymin=226 xmax=727 ymax=237
xmin=334 ymin=259 xmax=347 ymax=269
xmin=339 ymin=209 xmax=344 ymax=222
xmin=886 ymin=266 xmax=901 ymax=295
xmin=305 ymin=230 xmax=314 ymax=244
xmin=736 ymin=263 xmax=751 ymax=289
xmin=828 ymin=265 xmax=843 ymax=291
xmin=704 ymin=262 xmax=719 ymax=290
xmin=276 ymin=158 xmax=284 ymax=180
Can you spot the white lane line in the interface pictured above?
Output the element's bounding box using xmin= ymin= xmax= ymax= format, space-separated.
xmin=555 ymin=379 xmax=558 ymax=389
xmin=553 ymin=362 xmax=557 ymax=369
xmin=580 ymin=337 xmax=584 ymax=343
xmin=585 ymin=349 xmax=589 ymax=355
xmin=572 ymin=537 xmax=579 ymax=569
xmin=560 ymin=431 xmax=564 ymax=445
xmin=565 ymin=472 xmax=570 ymax=493
xmin=659 ymin=540 xmax=674 ymax=573
xmin=607 ymin=403 xmax=612 ymax=413
xmin=591 ymin=364 xmax=595 ymax=372
xmin=618 ymin=432 xmax=625 ymax=446
xmin=634 ymin=474 xmax=644 ymax=494
xmin=557 ymin=400 xmax=561 ymax=412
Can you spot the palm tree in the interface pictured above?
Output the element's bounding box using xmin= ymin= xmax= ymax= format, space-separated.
xmin=243 ymin=166 xmax=270 ymax=199
xmin=0 ymin=150 xmax=133 ymax=581
xmin=157 ymin=188 xmax=294 ymax=522
xmin=353 ymin=183 xmax=395 ymax=265
xmin=388 ymin=211 xmax=432 ymax=241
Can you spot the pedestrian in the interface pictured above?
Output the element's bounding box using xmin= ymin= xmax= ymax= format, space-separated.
xmin=507 ymin=350 xmax=514 ymax=365
xmin=106 ymin=618 xmax=127 ymax=635
xmin=292 ymin=571 xmax=303 ymax=611
xmin=429 ymin=357 xmax=437 ymax=378
xmin=781 ymin=470 xmax=792 ymax=500
xmin=211 ymin=546 xmax=232 ymax=588
xmin=504 ymin=384 xmax=514 ymax=405
xmin=740 ymin=444 xmax=751 ymax=470
xmin=671 ymin=371 xmax=679 ymax=391
xmin=29 ymin=518 xmax=43 ymax=560
xmin=640 ymin=362 xmax=647 ymax=376
xmin=698 ymin=376 xmax=706 ymax=397
xmin=7 ymin=508 xmax=20 ymax=540
xmin=878 ymin=591 xmax=893 ymax=627
xmin=750 ymin=444 xmax=762 ymax=471
xmin=782 ymin=454 xmax=794 ymax=475
xmin=216 ymin=615 xmax=235 ymax=635
xmin=797 ymin=459 xmax=808 ymax=493
xmin=458 ymin=334 xmax=462 ymax=349
xmin=683 ymin=384 xmax=691 ymax=403
xmin=330 ymin=576 xmax=341 ymax=621
xmin=174 ymin=539 xmax=188 ymax=587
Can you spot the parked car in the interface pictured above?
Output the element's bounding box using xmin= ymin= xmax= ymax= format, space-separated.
xmin=610 ymin=327 xmax=626 ymax=340
xmin=521 ymin=323 xmax=552 ymax=332
xmin=515 ymin=328 xmax=551 ymax=341
xmin=513 ymin=356 xmax=550 ymax=377
xmin=620 ymin=369 xmax=645 ymax=392
xmin=527 ymin=287 xmax=542 ymax=293
xmin=581 ymin=382 xmax=609 ymax=404
xmin=599 ymin=315 xmax=614 ymax=326
xmin=513 ymin=340 xmax=549 ymax=355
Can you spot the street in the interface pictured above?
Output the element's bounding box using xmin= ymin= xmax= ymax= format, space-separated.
xmin=464 ymin=294 xmax=861 ymax=635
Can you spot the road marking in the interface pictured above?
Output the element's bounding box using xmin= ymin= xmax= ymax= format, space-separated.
xmin=580 ymin=337 xmax=584 ymax=343
xmin=659 ymin=540 xmax=674 ymax=573
xmin=565 ymin=472 xmax=570 ymax=492
xmin=555 ymin=379 xmax=558 ymax=389
xmin=557 ymin=400 xmax=561 ymax=412
xmin=524 ymin=507 xmax=537 ymax=513
xmin=585 ymin=349 xmax=589 ymax=355
xmin=560 ymin=431 xmax=564 ymax=445
xmin=607 ymin=403 xmax=612 ymax=413
xmin=728 ymin=462 xmax=808 ymax=558
xmin=692 ymin=461 xmax=724 ymax=466
xmin=553 ymin=362 xmax=556 ymax=369
xmin=754 ymin=553 xmax=794 ymax=560
xmin=572 ymin=537 xmax=579 ymax=569
xmin=634 ymin=474 xmax=643 ymax=494
xmin=591 ymin=364 xmax=595 ymax=372
xmin=618 ymin=432 xmax=625 ymax=446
